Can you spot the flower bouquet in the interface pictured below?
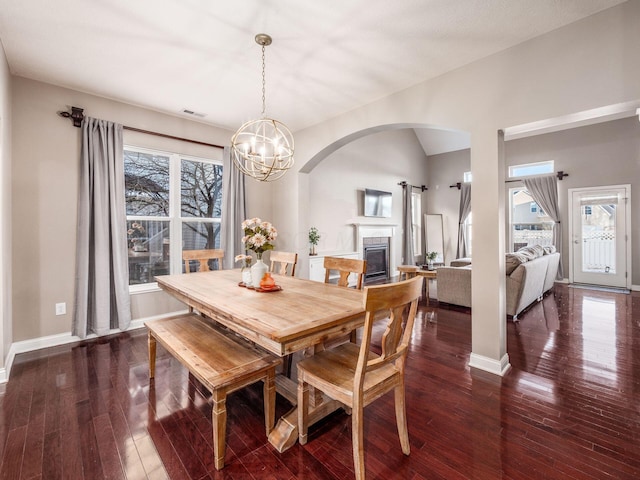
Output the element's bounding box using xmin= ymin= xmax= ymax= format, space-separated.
xmin=241 ymin=218 xmax=277 ymax=259
xmin=241 ymin=218 xmax=277 ymax=288
xmin=235 ymin=254 xmax=253 ymax=286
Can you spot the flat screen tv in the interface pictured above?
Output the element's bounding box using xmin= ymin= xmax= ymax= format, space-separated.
xmin=364 ymin=188 xmax=392 ymax=218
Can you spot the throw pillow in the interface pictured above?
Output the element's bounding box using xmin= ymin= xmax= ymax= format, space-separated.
xmin=505 ymin=252 xmax=529 ymax=275
xmin=517 ymin=244 xmax=544 ymax=259
xmin=543 ymin=245 xmax=557 ymax=255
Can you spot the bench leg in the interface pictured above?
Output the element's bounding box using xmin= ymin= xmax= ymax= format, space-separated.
xmin=264 ymin=368 xmax=276 ymax=436
xmin=148 ymin=332 xmax=156 ymax=379
xmin=212 ymin=390 xmax=227 ymax=470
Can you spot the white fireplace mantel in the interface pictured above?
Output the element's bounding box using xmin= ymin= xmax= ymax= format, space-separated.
xmin=351 ymin=223 xmax=398 ymax=275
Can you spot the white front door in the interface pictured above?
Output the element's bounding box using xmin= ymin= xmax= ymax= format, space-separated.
xmin=569 ymin=185 xmax=630 ymax=288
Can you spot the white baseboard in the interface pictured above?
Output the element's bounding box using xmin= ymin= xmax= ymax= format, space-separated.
xmin=469 ymin=352 xmax=511 ymax=376
xmin=1 ymin=309 xmax=189 ymax=384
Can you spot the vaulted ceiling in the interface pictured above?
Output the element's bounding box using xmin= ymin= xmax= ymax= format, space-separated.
xmin=0 ymin=0 xmax=627 ymax=154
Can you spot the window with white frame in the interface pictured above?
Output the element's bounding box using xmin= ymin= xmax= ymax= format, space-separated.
xmin=509 ymin=187 xmax=554 ymax=251
xmin=124 ymin=146 xmax=223 ymax=289
xmin=508 ymin=160 xmax=554 ymax=178
xmin=411 ymin=192 xmax=422 ymax=256
xmin=508 ymin=161 xmax=554 ymax=251
xmin=463 ymin=171 xmax=472 ymax=183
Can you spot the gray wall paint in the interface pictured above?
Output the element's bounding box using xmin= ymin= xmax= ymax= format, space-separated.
xmin=0 ymin=44 xmax=12 ymax=370
xmin=425 ymin=149 xmax=470 ymax=264
xmin=425 ymin=117 xmax=640 ymax=285
xmin=505 ymin=116 xmax=640 ymax=285
xmin=308 ymin=128 xmax=428 ymax=269
xmin=10 ymin=77 xmax=270 ymax=342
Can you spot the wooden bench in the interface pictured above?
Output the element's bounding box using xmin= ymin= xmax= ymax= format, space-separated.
xmin=145 ymin=313 xmax=281 ymax=470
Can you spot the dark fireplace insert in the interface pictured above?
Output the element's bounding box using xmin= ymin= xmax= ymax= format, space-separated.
xmin=363 ymin=237 xmax=389 ymax=282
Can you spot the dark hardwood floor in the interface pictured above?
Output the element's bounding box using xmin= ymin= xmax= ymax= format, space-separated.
xmin=2 ymin=284 xmax=639 ymax=479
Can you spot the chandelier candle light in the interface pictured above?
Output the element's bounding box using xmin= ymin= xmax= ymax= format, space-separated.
xmin=231 ymin=34 xmax=294 ymax=182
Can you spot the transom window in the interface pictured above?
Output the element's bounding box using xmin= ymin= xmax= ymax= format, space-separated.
xmin=508 ymin=160 xmax=554 ymax=178
xmin=124 ymin=146 xmax=223 ymax=290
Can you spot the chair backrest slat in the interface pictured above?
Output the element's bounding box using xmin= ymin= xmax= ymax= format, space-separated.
xmin=182 ymin=249 xmax=225 ymax=273
xmin=323 ymin=256 xmax=367 ymax=290
xmin=354 ymin=277 xmax=422 ymax=389
xmin=269 ymin=251 xmax=298 ymax=276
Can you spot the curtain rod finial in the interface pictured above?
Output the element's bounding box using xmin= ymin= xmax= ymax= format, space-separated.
xmin=58 ymin=106 xmax=84 ymax=127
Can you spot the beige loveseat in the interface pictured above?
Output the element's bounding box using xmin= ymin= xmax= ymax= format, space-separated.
xmin=437 ymin=245 xmax=560 ymax=319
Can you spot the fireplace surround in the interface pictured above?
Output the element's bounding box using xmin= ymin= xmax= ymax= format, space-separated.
xmin=352 ymin=223 xmax=397 ymax=281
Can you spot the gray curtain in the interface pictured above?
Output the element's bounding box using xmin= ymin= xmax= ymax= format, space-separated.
xmin=456 ymin=182 xmax=472 ymax=258
xmin=220 ymin=146 xmax=247 ymax=268
xmin=402 ymin=185 xmax=415 ymax=264
xmin=73 ymin=117 xmax=131 ymax=338
xmin=523 ymin=175 xmax=563 ymax=278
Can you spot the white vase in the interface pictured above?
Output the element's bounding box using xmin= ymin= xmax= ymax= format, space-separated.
xmin=251 ymin=258 xmax=268 ymax=288
xmin=242 ymin=269 xmax=252 ymax=286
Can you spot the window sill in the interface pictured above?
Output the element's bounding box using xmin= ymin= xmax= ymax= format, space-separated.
xmin=129 ymin=283 xmax=162 ymax=295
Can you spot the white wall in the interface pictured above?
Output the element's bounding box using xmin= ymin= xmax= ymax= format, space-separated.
xmin=0 ymin=41 xmax=12 ymax=374
xmin=307 ymin=128 xmax=428 ymax=272
xmin=10 ymin=77 xmax=271 ymax=342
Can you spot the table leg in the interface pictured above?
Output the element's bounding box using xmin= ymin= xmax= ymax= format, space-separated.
xmin=268 ymin=399 xmax=344 ymax=453
xmin=148 ymin=332 xmax=156 ymax=379
xmin=426 ymin=278 xmax=430 ymax=306
xmin=268 ymin=348 xmax=345 ymax=453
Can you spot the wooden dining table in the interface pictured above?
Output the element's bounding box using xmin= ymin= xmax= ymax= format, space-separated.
xmin=155 ymin=269 xmax=366 ymax=452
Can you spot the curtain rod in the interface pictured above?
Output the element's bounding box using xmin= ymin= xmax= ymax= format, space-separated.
xmin=450 ymin=171 xmax=568 ymax=189
xmin=505 ymin=171 xmax=568 ymax=183
xmin=57 ymin=106 xmax=225 ymax=149
xmin=398 ymin=181 xmax=427 ymax=191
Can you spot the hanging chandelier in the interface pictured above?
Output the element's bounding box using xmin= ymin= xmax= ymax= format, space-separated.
xmin=231 ymin=34 xmax=294 ymax=182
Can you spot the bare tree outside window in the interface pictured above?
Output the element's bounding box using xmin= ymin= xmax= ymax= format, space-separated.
xmin=125 ymin=151 xmax=170 ymax=216
xmin=124 ymin=148 xmax=223 ymax=286
xmin=181 ymin=159 xmax=223 ymax=249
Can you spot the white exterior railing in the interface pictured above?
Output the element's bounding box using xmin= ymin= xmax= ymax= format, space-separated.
xmin=581 ymin=231 xmax=616 ymax=273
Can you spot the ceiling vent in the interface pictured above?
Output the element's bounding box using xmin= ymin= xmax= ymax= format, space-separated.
xmin=181 ymin=108 xmax=206 ymax=118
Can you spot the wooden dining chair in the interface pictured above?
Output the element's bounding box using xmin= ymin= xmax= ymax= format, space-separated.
xmin=324 ymin=256 xmax=367 ymax=345
xmin=323 ymin=256 xmax=367 ymax=290
xmin=297 ymin=276 xmax=423 ymax=480
xmin=269 ymin=250 xmax=298 ymax=276
xmin=182 ymin=249 xmax=224 ymax=273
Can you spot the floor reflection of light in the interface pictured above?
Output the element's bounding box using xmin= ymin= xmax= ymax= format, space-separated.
xmin=539 ymin=334 xmax=556 ymax=360
xmin=581 ymin=295 xmax=617 ymax=384
xmin=516 ymin=375 xmax=557 ymax=403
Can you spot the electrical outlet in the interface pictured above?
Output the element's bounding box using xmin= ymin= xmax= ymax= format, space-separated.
xmin=55 ymin=302 xmax=66 ymax=316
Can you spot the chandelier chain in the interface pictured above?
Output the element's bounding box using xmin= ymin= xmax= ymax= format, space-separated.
xmin=261 ymin=45 xmax=266 ymax=117
xmin=230 ymin=33 xmax=294 ymax=182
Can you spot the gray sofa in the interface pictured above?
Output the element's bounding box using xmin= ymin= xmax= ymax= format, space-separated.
xmin=437 ymin=246 xmax=560 ymax=318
